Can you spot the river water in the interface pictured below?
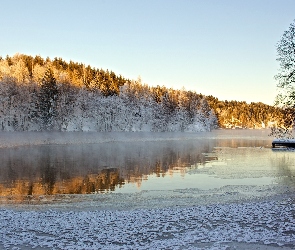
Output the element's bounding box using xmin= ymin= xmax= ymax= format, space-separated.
xmin=1 ymin=130 xmax=295 ymax=249
xmin=0 ymin=129 xmax=294 ymax=205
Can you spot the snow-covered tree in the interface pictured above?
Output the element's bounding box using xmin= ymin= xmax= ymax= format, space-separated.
xmin=38 ymin=68 xmax=58 ymax=130
xmin=271 ymin=20 xmax=295 ymax=138
xmin=0 ymin=53 xmax=219 ymax=132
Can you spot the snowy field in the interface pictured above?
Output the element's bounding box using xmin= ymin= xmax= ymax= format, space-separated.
xmin=0 ymin=131 xmax=295 ymax=249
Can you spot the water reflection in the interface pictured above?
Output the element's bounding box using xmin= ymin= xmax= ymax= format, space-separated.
xmin=0 ymin=130 xmax=293 ymax=202
xmin=270 ymin=150 xmax=295 ymax=186
xmin=0 ymin=139 xmax=214 ymax=200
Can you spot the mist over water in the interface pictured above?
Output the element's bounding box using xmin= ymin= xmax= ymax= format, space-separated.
xmin=0 ymin=129 xmax=294 ymax=202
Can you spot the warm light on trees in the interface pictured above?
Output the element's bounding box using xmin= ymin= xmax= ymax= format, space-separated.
xmin=0 ymin=53 xmax=286 ymax=132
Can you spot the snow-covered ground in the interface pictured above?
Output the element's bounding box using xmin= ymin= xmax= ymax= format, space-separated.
xmin=1 ymin=185 xmax=295 ymax=249
xmin=1 ymin=193 xmax=295 ymax=249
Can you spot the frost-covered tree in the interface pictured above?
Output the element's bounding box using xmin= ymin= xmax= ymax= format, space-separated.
xmin=10 ymin=54 xmax=30 ymax=83
xmin=0 ymin=77 xmax=18 ymax=130
xmin=54 ymin=81 xmax=76 ymax=131
xmin=271 ymin=20 xmax=295 ymax=138
xmin=32 ymin=64 xmax=47 ymax=83
xmin=0 ymin=53 xmax=220 ymax=132
xmin=38 ymin=68 xmax=58 ymax=130
xmin=0 ymin=60 xmax=11 ymax=79
xmin=275 ymin=20 xmax=295 ymax=109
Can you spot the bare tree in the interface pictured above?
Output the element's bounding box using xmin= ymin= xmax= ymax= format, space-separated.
xmin=271 ymin=20 xmax=295 ymax=138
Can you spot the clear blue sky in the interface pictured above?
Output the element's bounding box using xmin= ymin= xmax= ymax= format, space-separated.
xmin=1 ymin=0 xmax=295 ymax=104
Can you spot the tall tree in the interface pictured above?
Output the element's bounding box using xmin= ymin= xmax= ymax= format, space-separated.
xmin=275 ymin=19 xmax=295 ymax=109
xmin=38 ymin=68 xmax=58 ymax=130
xmin=272 ymin=20 xmax=295 ymax=138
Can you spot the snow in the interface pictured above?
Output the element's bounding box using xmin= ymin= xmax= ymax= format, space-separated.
xmin=0 ymin=80 xmax=217 ymax=133
xmin=1 ymin=195 xmax=295 ymax=249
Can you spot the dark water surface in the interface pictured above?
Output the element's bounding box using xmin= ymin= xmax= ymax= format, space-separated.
xmin=0 ymin=129 xmax=294 ymax=202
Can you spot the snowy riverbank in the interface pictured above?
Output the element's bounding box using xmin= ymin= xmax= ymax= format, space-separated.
xmin=1 ymin=195 xmax=295 ymax=249
xmin=1 ymin=184 xmax=295 ymax=249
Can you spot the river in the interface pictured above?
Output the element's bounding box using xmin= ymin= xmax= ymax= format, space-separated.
xmin=0 ymin=130 xmax=295 ymax=249
xmin=0 ymin=129 xmax=294 ymax=201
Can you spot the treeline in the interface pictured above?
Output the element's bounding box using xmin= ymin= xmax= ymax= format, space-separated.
xmin=206 ymin=96 xmax=286 ymax=129
xmin=0 ymin=53 xmax=286 ymax=131
xmin=0 ymin=53 xmax=216 ymax=132
xmin=1 ymin=53 xmax=127 ymax=96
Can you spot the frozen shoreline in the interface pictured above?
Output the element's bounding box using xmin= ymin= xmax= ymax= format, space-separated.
xmin=1 ymin=193 xmax=295 ymax=249
xmin=1 ymin=184 xmax=295 ymax=249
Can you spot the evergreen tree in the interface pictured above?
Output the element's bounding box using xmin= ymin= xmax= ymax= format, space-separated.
xmin=38 ymin=68 xmax=58 ymax=130
xmin=0 ymin=53 xmax=285 ymax=132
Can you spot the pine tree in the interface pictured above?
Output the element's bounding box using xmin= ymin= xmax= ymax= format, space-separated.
xmin=38 ymin=68 xmax=58 ymax=130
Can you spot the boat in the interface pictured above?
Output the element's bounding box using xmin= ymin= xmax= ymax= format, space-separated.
xmin=272 ymin=139 xmax=295 ymax=148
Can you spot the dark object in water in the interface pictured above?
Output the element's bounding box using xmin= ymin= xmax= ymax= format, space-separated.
xmin=272 ymin=139 xmax=295 ymax=148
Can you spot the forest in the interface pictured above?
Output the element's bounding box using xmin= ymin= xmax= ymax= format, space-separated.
xmin=0 ymin=53 xmax=286 ymax=132
xmin=207 ymin=96 xmax=287 ymax=129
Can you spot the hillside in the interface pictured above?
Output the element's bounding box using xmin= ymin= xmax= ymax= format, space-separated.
xmin=0 ymin=54 xmax=216 ymax=132
xmin=0 ymin=53 xmax=285 ymax=131
xmin=206 ymin=96 xmax=286 ymax=129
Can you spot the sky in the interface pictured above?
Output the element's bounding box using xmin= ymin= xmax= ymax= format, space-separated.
xmin=1 ymin=0 xmax=295 ymax=105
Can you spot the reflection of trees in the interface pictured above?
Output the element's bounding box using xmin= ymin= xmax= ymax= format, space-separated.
xmin=154 ymin=161 xmax=163 ymax=177
xmin=65 ymin=168 xmax=125 ymax=194
xmin=272 ymin=154 xmax=295 ymax=187
xmin=7 ymin=159 xmax=18 ymax=184
xmin=0 ymin=167 xmax=125 ymax=198
xmin=40 ymin=148 xmax=57 ymax=195
xmin=0 ymin=139 xmax=214 ymax=200
xmin=41 ymin=162 xmax=56 ymax=195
